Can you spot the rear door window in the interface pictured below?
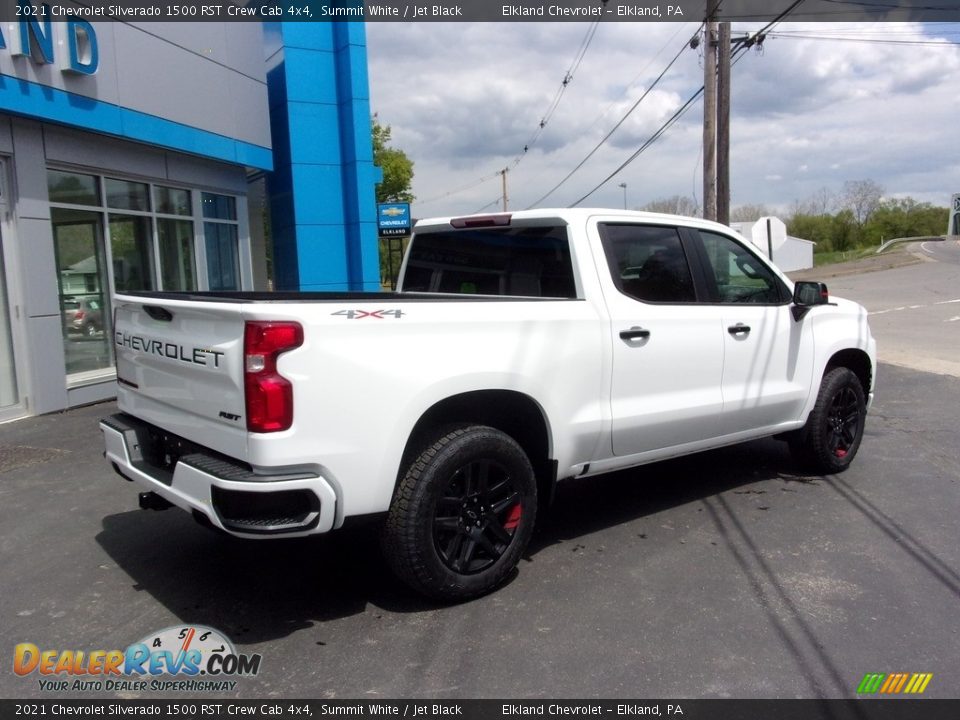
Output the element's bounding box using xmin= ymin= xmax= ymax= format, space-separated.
xmin=599 ymin=223 xmax=697 ymax=303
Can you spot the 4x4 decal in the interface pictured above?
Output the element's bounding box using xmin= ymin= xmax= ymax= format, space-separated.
xmin=331 ymin=309 xmax=404 ymax=319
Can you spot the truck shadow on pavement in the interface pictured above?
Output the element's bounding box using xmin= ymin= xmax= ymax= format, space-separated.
xmin=95 ymin=437 xmax=816 ymax=645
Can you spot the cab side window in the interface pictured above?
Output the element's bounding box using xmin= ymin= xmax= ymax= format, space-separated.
xmin=600 ymin=224 xmax=696 ymax=303
xmin=698 ymin=231 xmax=788 ymax=304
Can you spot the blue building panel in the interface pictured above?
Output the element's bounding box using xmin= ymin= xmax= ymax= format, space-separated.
xmin=266 ymin=21 xmax=381 ymax=293
xmin=281 ymin=47 xmax=341 ymax=105
xmin=285 ymin=102 xmax=344 ymax=165
xmin=290 ymin=164 xmax=347 ymax=226
xmin=294 ymin=225 xmax=352 ymax=291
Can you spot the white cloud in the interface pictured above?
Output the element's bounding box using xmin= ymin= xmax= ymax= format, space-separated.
xmin=366 ymin=21 xmax=960 ymax=217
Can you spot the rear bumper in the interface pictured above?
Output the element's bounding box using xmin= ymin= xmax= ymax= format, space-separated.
xmin=101 ymin=413 xmax=338 ymax=538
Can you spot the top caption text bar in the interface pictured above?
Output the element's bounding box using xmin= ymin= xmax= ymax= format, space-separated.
xmin=1 ymin=0 xmax=959 ymax=22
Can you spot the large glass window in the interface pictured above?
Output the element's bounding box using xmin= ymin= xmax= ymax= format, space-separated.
xmin=156 ymin=186 xmax=191 ymax=216
xmin=106 ymin=178 xmax=150 ymax=212
xmin=202 ymin=192 xmax=237 ymax=220
xmin=202 ymin=192 xmax=241 ymax=291
xmin=109 ymin=215 xmax=155 ymax=292
xmin=47 ymin=169 xmax=244 ymax=382
xmin=48 ymin=170 xmax=100 ymax=206
xmin=204 ymin=222 xmax=240 ymax=291
xmin=158 ymin=219 xmax=196 ymax=292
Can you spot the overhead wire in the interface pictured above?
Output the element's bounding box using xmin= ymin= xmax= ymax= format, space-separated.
xmin=765 ymin=31 xmax=960 ymax=46
xmin=566 ymin=0 xmax=807 ymax=207
xmin=510 ymin=21 xmax=602 ymax=170
xmin=415 ymin=21 xmax=602 ymax=208
xmin=526 ymin=23 xmax=706 ymax=209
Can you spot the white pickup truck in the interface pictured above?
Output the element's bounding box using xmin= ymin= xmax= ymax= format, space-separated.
xmin=101 ymin=209 xmax=875 ymax=600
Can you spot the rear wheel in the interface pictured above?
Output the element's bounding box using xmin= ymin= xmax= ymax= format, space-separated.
xmin=382 ymin=425 xmax=537 ymax=601
xmin=790 ymin=367 xmax=866 ymax=473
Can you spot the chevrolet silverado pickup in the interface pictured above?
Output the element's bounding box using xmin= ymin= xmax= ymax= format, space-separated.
xmin=101 ymin=209 xmax=876 ymax=600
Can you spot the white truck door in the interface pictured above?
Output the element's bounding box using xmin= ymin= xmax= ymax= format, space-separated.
xmin=592 ymin=221 xmax=724 ymax=456
xmin=693 ymin=229 xmax=815 ymax=434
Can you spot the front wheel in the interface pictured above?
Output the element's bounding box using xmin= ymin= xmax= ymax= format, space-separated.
xmin=790 ymin=367 xmax=867 ymax=473
xmin=382 ymin=425 xmax=537 ymax=601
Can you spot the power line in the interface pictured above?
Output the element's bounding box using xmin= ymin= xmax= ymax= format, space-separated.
xmin=415 ymin=22 xmax=602 ymax=208
xmin=766 ymin=31 xmax=960 ymax=46
xmin=569 ymin=87 xmax=706 ymax=207
xmin=511 ymin=21 xmax=602 ymax=170
xmin=415 ymin=170 xmax=502 ymax=207
xmin=566 ymin=2 xmax=807 ymax=208
xmin=526 ymin=24 xmax=705 ymax=209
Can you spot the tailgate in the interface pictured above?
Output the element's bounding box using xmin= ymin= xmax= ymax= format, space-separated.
xmin=113 ymin=295 xmax=248 ymax=459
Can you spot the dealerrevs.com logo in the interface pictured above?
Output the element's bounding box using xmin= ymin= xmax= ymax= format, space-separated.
xmin=13 ymin=625 xmax=262 ymax=693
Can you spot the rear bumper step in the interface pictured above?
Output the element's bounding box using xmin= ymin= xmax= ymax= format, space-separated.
xmin=101 ymin=413 xmax=337 ymax=537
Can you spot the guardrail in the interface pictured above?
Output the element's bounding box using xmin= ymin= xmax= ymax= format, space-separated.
xmin=875 ymin=235 xmax=954 ymax=254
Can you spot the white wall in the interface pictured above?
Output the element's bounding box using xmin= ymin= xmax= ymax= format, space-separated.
xmin=731 ymin=216 xmax=814 ymax=272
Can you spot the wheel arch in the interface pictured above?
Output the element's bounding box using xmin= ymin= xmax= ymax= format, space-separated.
xmin=824 ymin=348 xmax=873 ymax=395
xmin=398 ymin=390 xmax=557 ymax=506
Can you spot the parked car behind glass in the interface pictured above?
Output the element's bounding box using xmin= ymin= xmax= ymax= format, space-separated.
xmin=63 ymin=297 xmax=103 ymax=337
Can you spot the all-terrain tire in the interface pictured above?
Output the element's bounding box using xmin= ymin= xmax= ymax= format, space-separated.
xmin=381 ymin=425 xmax=537 ymax=601
xmin=790 ymin=367 xmax=867 ymax=474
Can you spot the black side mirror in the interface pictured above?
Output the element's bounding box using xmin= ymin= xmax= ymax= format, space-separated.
xmin=792 ymin=281 xmax=829 ymax=320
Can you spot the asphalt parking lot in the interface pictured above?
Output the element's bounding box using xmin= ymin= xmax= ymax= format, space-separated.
xmin=1 ymin=358 xmax=958 ymax=700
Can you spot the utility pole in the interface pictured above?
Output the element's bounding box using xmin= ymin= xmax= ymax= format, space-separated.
xmin=619 ymin=182 xmax=628 ymax=209
xmin=702 ymin=4 xmax=719 ymax=222
xmin=717 ymin=21 xmax=731 ymax=226
xmin=500 ymin=168 xmax=509 ymax=211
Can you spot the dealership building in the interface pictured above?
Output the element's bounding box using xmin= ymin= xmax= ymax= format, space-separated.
xmin=0 ymin=19 xmax=381 ymax=421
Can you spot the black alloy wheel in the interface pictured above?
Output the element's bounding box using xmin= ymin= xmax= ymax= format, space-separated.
xmin=432 ymin=458 xmax=524 ymax=575
xmin=382 ymin=425 xmax=537 ymax=601
xmin=824 ymin=384 xmax=862 ymax=460
xmin=790 ymin=366 xmax=867 ymax=473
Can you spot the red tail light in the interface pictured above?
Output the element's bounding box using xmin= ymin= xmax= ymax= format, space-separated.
xmin=244 ymin=321 xmax=303 ymax=433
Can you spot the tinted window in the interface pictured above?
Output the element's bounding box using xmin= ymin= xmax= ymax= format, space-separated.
xmin=404 ymin=225 xmax=575 ymax=298
xmin=699 ymin=231 xmax=787 ymax=304
xmin=600 ymin=224 xmax=696 ymax=303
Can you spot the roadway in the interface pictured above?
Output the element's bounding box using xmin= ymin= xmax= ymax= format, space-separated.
xmin=826 ymin=238 xmax=960 ymax=377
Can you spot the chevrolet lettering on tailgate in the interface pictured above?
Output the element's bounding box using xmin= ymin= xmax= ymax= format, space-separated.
xmin=115 ymin=332 xmax=225 ymax=368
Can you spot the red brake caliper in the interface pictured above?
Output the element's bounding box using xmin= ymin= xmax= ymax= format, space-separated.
xmin=503 ymin=504 xmax=522 ymax=531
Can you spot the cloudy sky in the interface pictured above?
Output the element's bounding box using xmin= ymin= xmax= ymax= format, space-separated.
xmin=365 ymin=21 xmax=960 ymax=219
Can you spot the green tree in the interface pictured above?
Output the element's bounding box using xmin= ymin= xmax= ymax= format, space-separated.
xmin=372 ymin=117 xmax=415 ymax=288
xmin=830 ymin=209 xmax=857 ymax=252
xmin=863 ymin=198 xmax=948 ymax=243
xmin=842 ymin=179 xmax=884 ymax=227
xmin=372 ymin=118 xmax=415 ymax=204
